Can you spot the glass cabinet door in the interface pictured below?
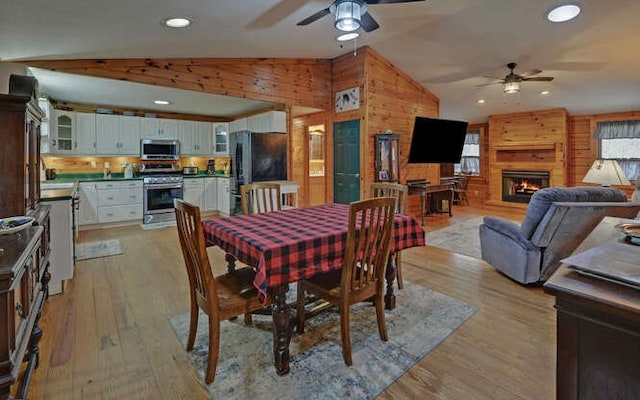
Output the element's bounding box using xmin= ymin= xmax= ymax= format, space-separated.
xmin=214 ymin=123 xmax=228 ymax=155
xmin=375 ymin=133 xmax=400 ymax=182
xmin=56 ymin=113 xmax=74 ymax=152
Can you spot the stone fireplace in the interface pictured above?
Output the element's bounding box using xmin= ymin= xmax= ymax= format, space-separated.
xmin=502 ymin=170 xmax=550 ymax=203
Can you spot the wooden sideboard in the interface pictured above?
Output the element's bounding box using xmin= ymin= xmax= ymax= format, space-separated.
xmin=544 ymin=217 xmax=640 ymax=399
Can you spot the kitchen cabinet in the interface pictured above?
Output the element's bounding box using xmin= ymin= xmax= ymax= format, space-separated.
xmin=217 ymin=178 xmax=231 ymax=216
xmin=142 ymin=117 xmax=178 ymax=139
xmin=213 ymin=122 xmax=229 ymax=155
xmin=75 ymin=112 xmax=97 ymax=154
xmin=229 ymin=117 xmax=248 ymax=133
xmin=51 ymin=110 xmax=74 ymax=154
xmin=45 ymin=196 xmax=74 ymax=295
xmin=204 ymin=178 xmax=218 ymax=212
xmin=38 ymin=98 xmax=53 ymax=154
xmin=96 ymin=180 xmax=143 ymax=223
xmin=184 ymin=178 xmax=205 ymax=209
xmin=78 ymin=182 xmax=98 ymax=225
xmin=96 ymin=114 xmax=141 ymax=155
xmin=247 ymin=111 xmax=286 ymax=133
xmin=180 ymin=121 xmax=212 ymax=155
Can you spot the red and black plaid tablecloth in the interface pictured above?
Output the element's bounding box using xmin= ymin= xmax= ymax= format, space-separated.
xmin=202 ymin=203 xmax=425 ymax=299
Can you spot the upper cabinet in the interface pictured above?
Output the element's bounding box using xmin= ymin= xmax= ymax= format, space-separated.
xmin=180 ymin=120 xmax=213 ymax=156
xmin=213 ymin=123 xmax=229 ymax=156
xmin=229 ymin=117 xmax=248 ymax=133
xmin=142 ymin=118 xmax=178 ymax=139
xmin=247 ymin=111 xmax=286 ymax=133
xmin=49 ymin=111 xmax=96 ymax=155
xmin=96 ymin=114 xmax=141 ymax=155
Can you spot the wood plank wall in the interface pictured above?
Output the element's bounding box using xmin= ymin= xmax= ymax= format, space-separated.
xmin=486 ymin=108 xmax=568 ymax=207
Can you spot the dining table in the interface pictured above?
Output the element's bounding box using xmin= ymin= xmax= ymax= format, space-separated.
xmin=202 ymin=202 xmax=425 ymax=375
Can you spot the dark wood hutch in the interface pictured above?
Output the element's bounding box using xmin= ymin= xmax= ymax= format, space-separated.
xmin=0 ymin=75 xmax=51 ymax=399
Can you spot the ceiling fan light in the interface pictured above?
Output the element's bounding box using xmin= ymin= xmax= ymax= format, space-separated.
xmin=546 ymin=4 xmax=581 ymax=23
xmin=337 ymin=32 xmax=360 ymax=42
xmin=334 ymin=1 xmax=363 ymax=32
xmin=503 ymin=81 xmax=520 ymax=94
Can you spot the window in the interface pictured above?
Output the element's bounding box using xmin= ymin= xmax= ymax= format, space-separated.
xmin=454 ymin=130 xmax=480 ymax=175
xmin=595 ymin=120 xmax=640 ymax=182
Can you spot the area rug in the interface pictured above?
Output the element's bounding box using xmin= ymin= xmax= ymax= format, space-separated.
xmin=75 ymin=239 xmax=123 ymax=261
xmin=169 ymin=282 xmax=477 ymax=399
xmin=425 ymin=216 xmax=487 ymax=259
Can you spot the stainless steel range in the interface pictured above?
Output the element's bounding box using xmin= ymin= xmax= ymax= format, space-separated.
xmin=141 ymin=163 xmax=183 ymax=224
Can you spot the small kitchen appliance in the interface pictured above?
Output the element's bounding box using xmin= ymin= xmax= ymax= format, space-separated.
xmin=182 ymin=166 xmax=199 ymax=175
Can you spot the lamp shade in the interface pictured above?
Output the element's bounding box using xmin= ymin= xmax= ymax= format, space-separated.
xmin=582 ymin=159 xmax=631 ymax=186
xmin=333 ymin=1 xmax=363 ymax=32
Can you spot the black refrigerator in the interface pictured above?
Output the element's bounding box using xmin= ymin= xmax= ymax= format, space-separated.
xmin=229 ymin=131 xmax=287 ymax=214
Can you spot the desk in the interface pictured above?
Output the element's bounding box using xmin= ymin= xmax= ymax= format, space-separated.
xmin=202 ymin=203 xmax=425 ymax=375
xmin=408 ymin=182 xmax=455 ymax=225
xmin=543 ymin=217 xmax=640 ymax=399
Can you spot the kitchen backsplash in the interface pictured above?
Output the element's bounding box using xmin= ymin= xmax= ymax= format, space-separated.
xmin=42 ymin=156 xmax=231 ymax=174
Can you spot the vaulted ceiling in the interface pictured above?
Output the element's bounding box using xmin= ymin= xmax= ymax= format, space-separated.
xmin=2 ymin=0 xmax=639 ymax=123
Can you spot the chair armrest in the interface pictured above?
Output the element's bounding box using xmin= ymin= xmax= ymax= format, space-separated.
xmin=481 ymin=216 xmax=530 ymax=247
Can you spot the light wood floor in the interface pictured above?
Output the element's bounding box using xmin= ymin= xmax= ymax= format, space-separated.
xmin=29 ymin=205 xmax=557 ymax=400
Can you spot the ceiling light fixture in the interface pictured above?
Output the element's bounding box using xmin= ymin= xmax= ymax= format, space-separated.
xmin=540 ymin=90 xmax=551 ymax=95
xmin=163 ymin=17 xmax=192 ymax=28
xmin=337 ymin=32 xmax=359 ymax=41
xmin=331 ymin=0 xmax=365 ymax=32
xmin=154 ymin=100 xmax=170 ymax=105
xmin=546 ymin=4 xmax=581 ymax=23
xmin=503 ymin=81 xmax=520 ymax=94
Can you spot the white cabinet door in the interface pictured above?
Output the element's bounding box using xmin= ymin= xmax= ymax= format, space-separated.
xmin=247 ymin=111 xmax=286 ymax=133
xmin=95 ymin=114 xmax=120 ymax=154
xmin=217 ymin=178 xmax=231 ymax=216
xmin=78 ymin=182 xmax=98 ymax=225
xmin=52 ymin=110 xmax=75 ymax=154
xmin=183 ymin=179 xmax=205 ymax=208
xmin=142 ymin=118 xmax=178 ymax=139
xmin=119 ymin=116 xmax=141 ymax=155
xmin=196 ymin=121 xmax=213 ymax=155
xmin=204 ymin=178 xmax=218 ymax=212
xmin=179 ymin=121 xmax=197 ymax=154
xmin=75 ymin=113 xmax=96 ymax=154
xmin=213 ymin=123 xmax=229 ymax=156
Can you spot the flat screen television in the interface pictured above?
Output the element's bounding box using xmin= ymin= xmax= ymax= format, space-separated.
xmin=408 ymin=116 xmax=469 ymax=163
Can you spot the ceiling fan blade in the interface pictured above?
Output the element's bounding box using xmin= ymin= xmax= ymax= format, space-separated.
xmin=365 ymin=0 xmax=425 ymax=4
xmin=475 ymin=81 xmax=503 ymax=87
xmin=522 ymin=76 xmax=554 ymax=82
xmin=296 ymin=7 xmax=331 ymax=26
xmin=519 ymin=69 xmax=542 ymax=77
xmin=360 ymin=12 xmax=380 ymax=32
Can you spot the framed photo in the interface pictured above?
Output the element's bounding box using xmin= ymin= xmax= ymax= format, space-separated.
xmin=379 ymin=169 xmax=389 ymax=181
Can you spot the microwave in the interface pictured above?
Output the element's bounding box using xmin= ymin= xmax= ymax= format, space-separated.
xmin=140 ymin=139 xmax=180 ymax=160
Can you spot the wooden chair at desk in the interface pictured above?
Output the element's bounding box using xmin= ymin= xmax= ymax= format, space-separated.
xmin=240 ymin=183 xmax=281 ymax=214
xmin=174 ymin=199 xmax=266 ymax=384
xmin=452 ymin=176 xmax=469 ymax=206
xmin=296 ymin=197 xmax=396 ymax=366
xmin=371 ymin=182 xmax=408 ymax=289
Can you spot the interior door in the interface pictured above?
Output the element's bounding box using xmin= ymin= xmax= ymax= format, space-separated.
xmin=333 ymin=120 xmax=360 ymax=204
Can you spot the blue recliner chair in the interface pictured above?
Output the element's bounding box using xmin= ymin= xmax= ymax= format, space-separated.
xmin=479 ymin=187 xmax=640 ymax=284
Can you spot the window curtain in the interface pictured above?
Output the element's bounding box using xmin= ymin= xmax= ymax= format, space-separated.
xmin=595 ymin=120 xmax=640 ymax=180
xmin=594 ymin=120 xmax=640 ymax=139
xmin=455 ymin=131 xmax=480 ymax=174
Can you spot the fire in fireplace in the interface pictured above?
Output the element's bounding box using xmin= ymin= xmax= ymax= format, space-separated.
xmin=502 ymin=170 xmax=550 ymax=203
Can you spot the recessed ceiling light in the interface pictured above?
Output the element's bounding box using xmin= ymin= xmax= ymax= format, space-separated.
xmin=540 ymin=90 xmax=551 ymax=95
xmin=163 ymin=17 xmax=192 ymax=28
xmin=337 ymin=32 xmax=359 ymax=42
xmin=477 ymin=99 xmax=485 ymax=104
xmin=546 ymin=4 xmax=581 ymax=23
xmin=154 ymin=100 xmax=170 ymax=105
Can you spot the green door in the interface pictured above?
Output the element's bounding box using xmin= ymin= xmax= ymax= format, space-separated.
xmin=333 ymin=120 xmax=360 ymax=204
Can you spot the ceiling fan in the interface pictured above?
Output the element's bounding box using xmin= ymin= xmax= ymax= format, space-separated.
xmin=297 ymin=0 xmax=425 ymax=33
xmin=477 ymin=62 xmax=554 ymax=93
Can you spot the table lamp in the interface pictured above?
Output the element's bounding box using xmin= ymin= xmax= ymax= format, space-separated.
xmin=582 ymin=159 xmax=630 ymax=186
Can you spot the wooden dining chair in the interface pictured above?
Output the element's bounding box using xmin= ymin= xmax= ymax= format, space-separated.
xmin=371 ymin=182 xmax=408 ymax=289
xmin=296 ymin=197 xmax=396 ymax=366
xmin=240 ymin=183 xmax=281 ymax=214
xmin=174 ymin=199 xmax=266 ymax=384
xmin=452 ymin=175 xmax=469 ymax=205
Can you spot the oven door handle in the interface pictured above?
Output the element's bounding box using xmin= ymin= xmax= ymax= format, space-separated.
xmin=144 ymin=183 xmax=183 ymax=190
